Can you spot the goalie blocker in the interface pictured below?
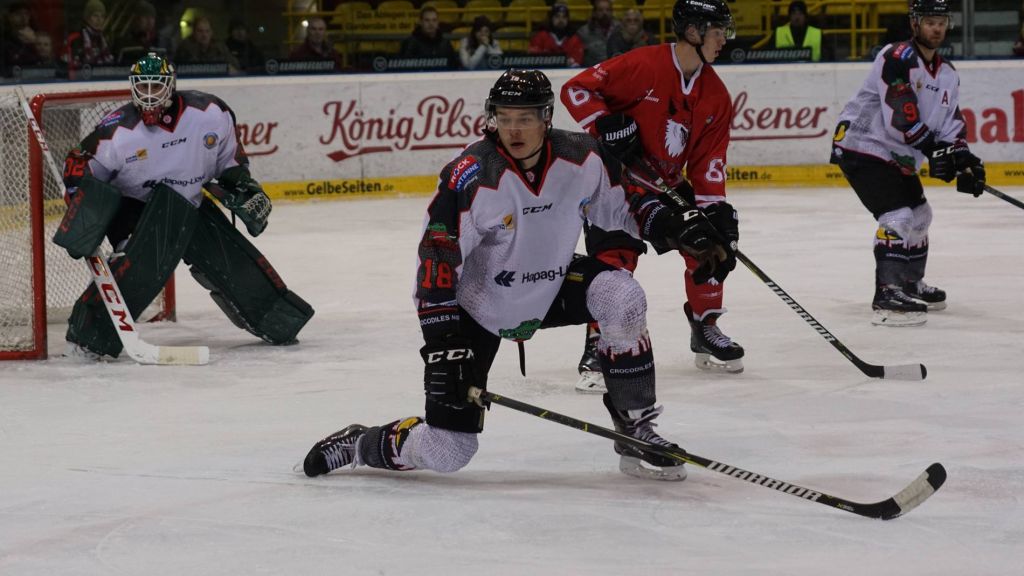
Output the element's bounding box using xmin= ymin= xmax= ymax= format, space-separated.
xmin=62 ymin=181 xmax=313 ymax=358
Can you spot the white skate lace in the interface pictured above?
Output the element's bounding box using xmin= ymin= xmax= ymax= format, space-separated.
xmin=702 ymin=324 xmax=733 ymax=349
xmin=913 ymin=281 xmax=938 ymax=296
xmin=630 ymin=405 xmax=674 ymax=448
xmin=322 ymin=440 xmax=358 ymax=471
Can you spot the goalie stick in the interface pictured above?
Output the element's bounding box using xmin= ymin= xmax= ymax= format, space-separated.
xmin=17 ymin=86 xmax=209 ymax=366
xmin=471 ymin=387 xmax=946 ymax=520
xmin=982 ymin=184 xmax=1024 ymax=210
xmin=625 ymin=158 xmax=926 ymax=381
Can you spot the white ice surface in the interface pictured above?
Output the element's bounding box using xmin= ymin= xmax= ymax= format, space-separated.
xmin=2 ymin=186 xmax=1022 ymax=576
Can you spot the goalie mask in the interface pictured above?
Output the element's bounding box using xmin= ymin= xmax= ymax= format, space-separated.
xmin=484 ymin=69 xmax=554 ymax=132
xmin=129 ymin=52 xmax=176 ymax=126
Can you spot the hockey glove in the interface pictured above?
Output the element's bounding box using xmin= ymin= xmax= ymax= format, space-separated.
xmin=595 ymin=113 xmax=642 ymax=167
xmin=953 ymin=144 xmax=986 ymax=197
xmin=640 ymin=199 xmax=729 ymax=284
xmin=956 ymin=165 xmax=986 ymax=197
xmin=701 ymin=201 xmax=739 ymax=245
xmin=921 ymin=139 xmax=957 ymax=183
xmin=700 ymin=201 xmax=738 ymax=282
xmin=421 ymin=337 xmax=477 ymax=409
xmin=213 ymin=166 xmax=272 ymax=237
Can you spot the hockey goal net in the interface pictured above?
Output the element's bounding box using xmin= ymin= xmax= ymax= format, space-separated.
xmin=0 ymin=88 xmax=174 ymax=361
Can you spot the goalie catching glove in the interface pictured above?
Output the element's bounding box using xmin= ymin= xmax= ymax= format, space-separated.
xmin=212 ymin=165 xmax=271 ymax=237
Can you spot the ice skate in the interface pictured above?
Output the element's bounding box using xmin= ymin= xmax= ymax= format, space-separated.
xmin=302 ymin=424 xmax=368 ymax=477
xmin=62 ymin=341 xmax=114 ymax=362
xmin=904 ymin=280 xmax=946 ymax=311
xmin=684 ymin=303 xmax=744 ymax=373
xmin=575 ymin=327 xmax=606 ymax=394
xmin=603 ymin=394 xmax=687 ymax=481
xmin=872 ymin=285 xmax=927 ymax=327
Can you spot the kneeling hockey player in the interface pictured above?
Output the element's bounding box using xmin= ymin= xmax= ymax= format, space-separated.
xmin=55 ymin=53 xmax=313 ymax=359
xmin=302 ymin=69 xmax=730 ymax=481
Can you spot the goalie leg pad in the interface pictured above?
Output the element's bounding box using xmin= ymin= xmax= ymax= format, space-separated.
xmin=52 ymin=175 xmax=122 ymax=259
xmin=185 ymin=198 xmax=314 ymax=344
xmin=66 ymin=184 xmax=198 ymax=356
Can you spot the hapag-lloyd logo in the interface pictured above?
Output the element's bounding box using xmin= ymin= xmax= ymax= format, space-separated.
xmin=321 ymin=96 xmax=488 ymax=162
xmin=730 ymin=91 xmax=830 ymax=141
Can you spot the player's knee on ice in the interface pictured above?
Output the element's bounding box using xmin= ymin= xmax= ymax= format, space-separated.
xmin=185 ymin=198 xmax=314 ymax=344
xmin=360 ymin=420 xmax=478 ymax=473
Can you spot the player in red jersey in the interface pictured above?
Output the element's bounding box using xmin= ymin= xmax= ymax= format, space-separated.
xmin=562 ymin=0 xmax=743 ymax=391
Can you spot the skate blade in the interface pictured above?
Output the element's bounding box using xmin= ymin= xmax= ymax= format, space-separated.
xmin=575 ymin=370 xmax=606 ymax=394
xmin=618 ymin=455 xmax=687 ymax=481
xmin=694 ymin=353 xmax=744 ymax=374
xmin=871 ymin=310 xmax=927 ymax=327
xmin=925 ymin=301 xmax=947 ymax=311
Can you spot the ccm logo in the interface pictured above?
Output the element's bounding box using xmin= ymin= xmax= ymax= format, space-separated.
xmin=426 ymin=348 xmax=474 ymax=363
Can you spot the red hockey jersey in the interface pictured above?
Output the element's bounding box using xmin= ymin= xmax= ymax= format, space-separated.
xmin=561 ymin=43 xmax=732 ymax=205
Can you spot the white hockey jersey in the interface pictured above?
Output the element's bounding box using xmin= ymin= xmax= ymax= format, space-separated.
xmin=64 ymin=90 xmax=246 ymax=207
xmin=832 ymin=41 xmax=966 ymax=173
xmin=415 ymin=130 xmax=639 ymax=340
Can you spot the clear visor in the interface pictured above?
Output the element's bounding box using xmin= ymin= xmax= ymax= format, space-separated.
xmin=130 ymin=74 xmax=174 ymax=110
xmin=707 ymin=19 xmax=736 ymax=40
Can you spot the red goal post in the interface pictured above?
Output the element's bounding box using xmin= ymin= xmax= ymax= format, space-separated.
xmin=0 ymin=88 xmax=174 ymax=361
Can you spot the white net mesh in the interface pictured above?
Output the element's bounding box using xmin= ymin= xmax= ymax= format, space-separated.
xmin=0 ymin=89 xmax=172 ymax=359
xmin=0 ymin=90 xmax=38 ymax=355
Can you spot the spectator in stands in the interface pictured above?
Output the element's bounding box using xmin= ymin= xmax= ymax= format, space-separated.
xmin=157 ymin=1 xmax=187 ymax=56
xmin=606 ymin=8 xmax=655 ymax=58
xmin=1 ymin=1 xmax=39 ymax=74
xmin=115 ymin=1 xmax=163 ymax=65
xmin=288 ymin=16 xmax=342 ymax=70
xmin=62 ymin=0 xmax=116 ymax=75
xmin=175 ymin=15 xmax=240 ymax=73
xmin=227 ymin=19 xmax=266 ymax=73
xmin=528 ymin=3 xmax=583 ymax=66
xmin=773 ymin=0 xmax=822 ymax=61
xmin=399 ymin=5 xmax=457 ymax=65
xmin=574 ymin=0 xmax=620 ymax=67
xmin=34 ymin=32 xmax=55 ymax=66
xmin=459 ymin=15 xmax=502 ymax=70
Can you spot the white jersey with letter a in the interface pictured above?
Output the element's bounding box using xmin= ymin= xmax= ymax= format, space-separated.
xmin=832 ymin=41 xmax=965 ymax=172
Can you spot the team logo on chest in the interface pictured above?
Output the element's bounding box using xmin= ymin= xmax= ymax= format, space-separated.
xmin=664 ymin=118 xmax=689 ymax=158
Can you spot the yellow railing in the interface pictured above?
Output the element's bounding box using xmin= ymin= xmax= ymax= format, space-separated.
xmin=284 ymin=0 xmax=909 ymax=65
xmin=752 ymin=0 xmax=907 ymax=59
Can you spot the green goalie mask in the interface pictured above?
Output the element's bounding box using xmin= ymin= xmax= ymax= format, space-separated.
xmin=129 ymin=52 xmax=176 ymax=126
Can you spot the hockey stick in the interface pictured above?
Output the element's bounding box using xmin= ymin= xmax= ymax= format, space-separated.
xmin=982 ymin=184 xmax=1024 ymax=210
xmin=17 ymin=86 xmax=209 ymax=366
xmin=624 ymin=158 xmax=926 ymax=381
xmin=471 ymin=387 xmax=946 ymax=520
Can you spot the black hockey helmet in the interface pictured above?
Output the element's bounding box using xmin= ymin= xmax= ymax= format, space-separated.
xmin=910 ymin=0 xmax=953 ymax=32
xmin=672 ymin=0 xmax=736 ymax=41
xmin=484 ymin=69 xmax=554 ymax=130
xmin=911 ymin=0 xmax=952 ymax=17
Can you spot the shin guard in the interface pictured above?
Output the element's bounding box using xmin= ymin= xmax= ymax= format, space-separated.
xmin=65 ymin=184 xmax=197 ymax=356
xmin=185 ymin=199 xmax=314 ymax=344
